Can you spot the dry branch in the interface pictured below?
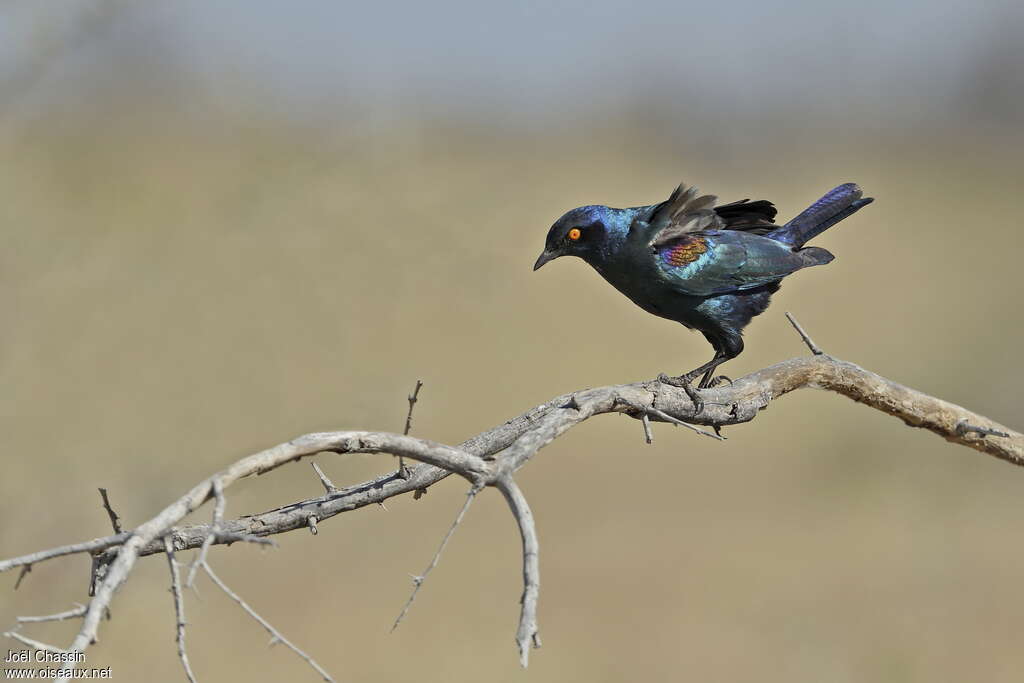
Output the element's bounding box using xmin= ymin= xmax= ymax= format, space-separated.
xmin=495 ymin=477 xmax=541 ymax=666
xmin=397 ymin=379 xmax=424 ymax=478
xmin=391 ymin=485 xmax=480 ymax=632
xmin=201 ymin=563 xmax=333 ymax=683
xmin=2 ymin=331 xmax=1021 ymax=680
xmin=13 ymin=605 xmax=87 ymax=626
xmin=185 ymin=479 xmax=225 ymax=589
xmin=97 ymin=489 xmax=122 ymax=534
xmin=3 ymin=631 xmax=67 ymax=654
xmin=163 ymin=536 xmax=197 ymax=683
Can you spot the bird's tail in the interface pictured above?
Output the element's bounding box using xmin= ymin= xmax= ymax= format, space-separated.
xmin=768 ymin=183 xmax=874 ymax=248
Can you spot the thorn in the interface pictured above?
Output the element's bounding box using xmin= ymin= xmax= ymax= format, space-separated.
xmin=955 ymin=419 xmax=1009 ymax=438
xmin=311 ymin=463 xmax=339 ymax=495
xmin=14 ymin=564 xmax=31 ymax=590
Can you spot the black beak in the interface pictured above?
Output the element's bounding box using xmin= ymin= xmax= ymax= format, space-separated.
xmin=533 ymin=250 xmax=557 ymax=271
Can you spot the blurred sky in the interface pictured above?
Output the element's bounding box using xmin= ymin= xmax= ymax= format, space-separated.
xmin=2 ymin=0 xmax=1023 ymax=132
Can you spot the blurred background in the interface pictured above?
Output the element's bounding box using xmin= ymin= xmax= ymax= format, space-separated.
xmin=1 ymin=1 xmax=1022 ymax=681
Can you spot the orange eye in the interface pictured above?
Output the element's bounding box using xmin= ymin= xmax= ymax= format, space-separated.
xmin=567 ymin=228 xmax=582 ymax=241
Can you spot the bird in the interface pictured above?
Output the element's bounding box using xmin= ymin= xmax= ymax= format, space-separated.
xmin=533 ymin=181 xmax=873 ymax=411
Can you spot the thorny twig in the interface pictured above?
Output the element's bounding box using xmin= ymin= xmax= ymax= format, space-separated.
xmin=97 ymin=488 xmax=122 ymax=534
xmin=391 ymin=485 xmax=480 ymax=632
xmin=398 ymin=379 xmax=424 ymax=479
xmin=14 ymin=604 xmax=87 ymax=626
xmin=645 ymin=406 xmax=725 ymax=440
xmin=785 ymin=311 xmax=824 ymax=355
xmin=2 ymin=631 xmax=67 ymax=654
xmin=404 ymin=380 xmax=424 ymax=437
xmin=202 ymin=562 xmax=334 ymax=683
xmin=186 ymin=479 xmax=224 ymax=589
xmin=164 ymin=535 xmax=198 ymax=683
xmin=1 ymin=605 xmax=87 ymax=656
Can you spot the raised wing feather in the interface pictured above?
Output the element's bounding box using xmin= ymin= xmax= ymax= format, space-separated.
xmin=648 ymin=183 xmax=725 ymax=247
xmin=714 ymin=198 xmax=778 ymax=234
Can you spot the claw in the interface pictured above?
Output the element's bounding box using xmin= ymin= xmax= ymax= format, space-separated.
xmin=658 ymin=372 xmax=705 ymax=413
xmin=704 ymin=374 xmax=732 ymax=389
xmin=657 ymin=372 xmax=686 ymax=387
xmin=682 ymin=382 xmax=704 ymax=414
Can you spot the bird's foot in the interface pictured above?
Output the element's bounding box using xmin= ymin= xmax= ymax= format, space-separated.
xmin=700 ymin=374 xmax=732 ymax=389
xmin=657 ymin=371 xmax=705 ymax=414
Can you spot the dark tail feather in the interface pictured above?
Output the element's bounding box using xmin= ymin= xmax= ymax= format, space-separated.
xmin=797 ymin=246 xmax=834 ymax=266
xmin=769 ymin=183 xmax=874 ymax=247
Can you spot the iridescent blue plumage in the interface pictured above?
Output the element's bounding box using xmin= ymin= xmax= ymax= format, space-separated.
xmin=534 ymin=182 xmax=873 ymax=408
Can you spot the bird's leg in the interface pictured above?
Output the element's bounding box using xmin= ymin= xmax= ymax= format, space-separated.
xmin=658 ymin=352 xmax=726 ymax=414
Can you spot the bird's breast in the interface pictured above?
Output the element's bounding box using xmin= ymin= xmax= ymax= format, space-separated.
xmin=590 ymin=256 xmax=698 ymax=323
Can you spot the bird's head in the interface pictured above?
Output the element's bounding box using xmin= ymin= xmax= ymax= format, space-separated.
xmin=533 ymin=205 xmax=614 ymax=271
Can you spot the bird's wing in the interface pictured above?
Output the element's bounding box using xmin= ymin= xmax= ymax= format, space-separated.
xmin=653 ymin=230 xmax=809 ymax=296
xmin=647 ymin=183 xmax=726 ymax=247
xmin=713 ymin=198 xmax=778 ymax=234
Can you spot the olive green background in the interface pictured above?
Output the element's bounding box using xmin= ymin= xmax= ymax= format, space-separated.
xmin=2 ymin=5 xmax=1024 ymax=682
